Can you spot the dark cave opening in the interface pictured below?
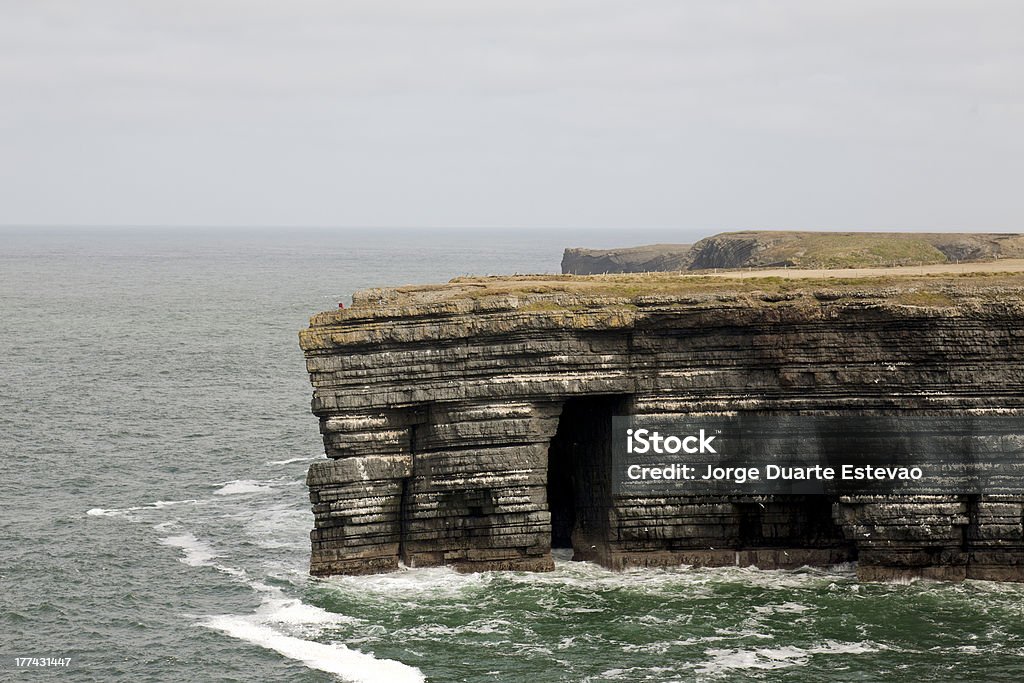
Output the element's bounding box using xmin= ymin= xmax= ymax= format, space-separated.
xmin=731 ymin=495 xmax=855 ymax=559
xmin=547 ymin=395 xmax=630 ymax=558
xmin=547 ymin=398 xmax=856 ymax=566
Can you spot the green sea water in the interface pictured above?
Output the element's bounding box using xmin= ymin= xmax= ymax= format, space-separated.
xmin=3 ymin=228 xmax=1024 ymax=682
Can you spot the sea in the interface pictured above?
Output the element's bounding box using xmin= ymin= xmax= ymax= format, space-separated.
xmin=3 ymin=227 xmax=1024 ymax=682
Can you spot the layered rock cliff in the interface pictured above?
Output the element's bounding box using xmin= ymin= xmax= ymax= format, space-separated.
xmin=562 ymin=231 xmax=1024 ymax=273
xmin=300 ymin=273 xmax=1024 ymax=581
xmin=561 ymin=244 xmax=692 ymax=275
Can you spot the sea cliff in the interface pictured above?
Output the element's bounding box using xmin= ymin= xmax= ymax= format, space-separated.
xmin=300 ymin=272 xmax=1024 ymax=581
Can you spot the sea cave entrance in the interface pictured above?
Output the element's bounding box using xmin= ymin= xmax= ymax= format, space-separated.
xmin=729 ymin=495 xmax=856 ymax=565
xmin=547 ymin=394 xmax=629 ymax=562
xmin=546 ymin=396 xmax=857 ymax=569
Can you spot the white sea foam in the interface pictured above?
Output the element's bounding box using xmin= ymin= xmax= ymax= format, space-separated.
xmin=202 ymin=617 xmax=424 ymax=683
xmin=266 ymin=456 xmax=316 ymax=466
xmin=87 ymin=499 xmax=200 ymax=517
xmin=245 ymin=505 xmax=310 ymax=550
xmin=881 ymin=575 xmax=921 ymax=586
xmin=622 ymin=633 xmax=769 ymax=655
xmin=327 ymin=554 xmax=856 ymax=608
xmin=248 ymin=580 xmax=281 ymax=594
xmin=697 ymin=640 xmax=880 ymax=675
xmin=161 ymin=534 xmax=218 ymax=567
xmin=213 ymin=564 xmax=249 ymax=579
xmin=593 ymin=666 xmax=675 ymax=680
xmin=159 ymin=530 xmax=395 ymax=683
xmin=256 ymin=596 xmax=362 ymax=628
xmin=214 ymin=480 xmax=273 ymax=496
xmin=403 ymin=618 xmax=513 ymax=639
xmin=753 ymin=602 xmax=813 ymax=615
xmin=86 ymin=507 xmax=124 ymax=517
xmin=327 ymin=564 xmax=487 ymax=601
xmin=697 ymin=564 xmax=857 ymax=590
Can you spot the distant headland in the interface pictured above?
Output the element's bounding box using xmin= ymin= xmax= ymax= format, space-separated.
xmin=562 ymin=231 xmax=1024 ymax=274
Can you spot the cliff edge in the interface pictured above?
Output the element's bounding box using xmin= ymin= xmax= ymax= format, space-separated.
xmin=300 ymin=269 xmax=1024 ymax=581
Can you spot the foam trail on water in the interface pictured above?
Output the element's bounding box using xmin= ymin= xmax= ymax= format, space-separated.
xmin=157 ymin=531 xmax=412 ymax=681
xmin=87 ymin=499 xmax=200 ymax=517
xmin=202 ymin=617 xmax=426 ymax=683
xmin=697 ymin=640 xmax=881 ymax=675
xmin=266 ymin=456 xmax=316 ymax=466
xmin=87 ymin=508 xmax=127 ymax=517
xmin=160 ymin=533 xmax=218 ymax=567
xmin=255 ymin=594 xmax=363 ymax=627
xmin=214 ymin=480 xmax=273 ymax=496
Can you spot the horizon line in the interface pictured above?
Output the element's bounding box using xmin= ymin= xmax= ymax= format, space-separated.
xmin=0 ymin=225 xmax=1017 ymax=233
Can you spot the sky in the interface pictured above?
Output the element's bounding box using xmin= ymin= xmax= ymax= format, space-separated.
xmin=1 ymin=1 xmax=1022 ymax=230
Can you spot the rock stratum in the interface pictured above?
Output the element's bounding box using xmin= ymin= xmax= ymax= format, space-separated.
xmin=299 ymin=272 xmax=1024 ymax=581
xmin=563 ymin=231 xmax=1024 ymax=274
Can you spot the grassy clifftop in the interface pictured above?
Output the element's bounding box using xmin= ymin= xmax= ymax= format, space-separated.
xmin=322 ymin=264 xmax=1024 ymax=322
xmin=563 ymin=231 xmax=1024 ymax=273
xmin=687 ymin=231 xmax=1024 ymax=269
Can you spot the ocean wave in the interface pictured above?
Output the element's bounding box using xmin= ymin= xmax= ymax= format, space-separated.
xmin=160 ymin=533 xmax=218 ymax=567
xmin=86 ymin=498 xmax=200 ymax=517
xmin=621 ymin=631 xmax=773 ymax=655
xmin=213 ymin=480 xmax=274 ymax=496
xmin=245 ymin=505 xmax=310 ymax=548
xmin=160 ymin=534 xmax=269 ymax=586
xmin=591 ymin=666 xmax=676 ymax=680
xmin=401 ymin=617 xmax=514 ymax=639
xmin=266 ymin=456 xmax=317 ymax=466
xmin=753 ymin=602 xmax=813 ymax=615
xmin=254 ymin=595 xmax=363 ymax=628
xmin=86 ymin=507 xmax=125 ymax=517
xmin=324 ymin=554 xmax=859 ymax=606
xmin=157 ymin=529 xmax=397 ymax=681
xmin=513 ymin=556 xmax=851 ymax=594
xmin=324 ymin=564 xmax=488 ymax=601
xmin=201 ymin=617 xmax=425 ymax=683
xmin=697 ymin=640 xmax=881 ymax=675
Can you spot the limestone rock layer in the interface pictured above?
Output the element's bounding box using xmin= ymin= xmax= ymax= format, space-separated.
xmin=300 ymin=280 xmax=1024 ymax=581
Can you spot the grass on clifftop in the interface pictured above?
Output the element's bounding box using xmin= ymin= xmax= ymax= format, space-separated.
xmin=753 ymin=233 xmax=948 ymax=268
xmin=364 ymin=267 xmax=1024 ymax=309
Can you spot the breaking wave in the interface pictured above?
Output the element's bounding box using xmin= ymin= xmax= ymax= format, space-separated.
xmin=201 ymin=616 xmax=425 ymax=683
xmin=213 ymin=480 xmax=274 ymax=496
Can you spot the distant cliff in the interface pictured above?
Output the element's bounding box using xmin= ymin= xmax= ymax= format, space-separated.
xmin=562 ymin=231 xmax=1024 ymax=273
xmin=300 ymin=271 xmax=1024 ymax=582
xmin=561 ymin=244 xmax=692 ymax=275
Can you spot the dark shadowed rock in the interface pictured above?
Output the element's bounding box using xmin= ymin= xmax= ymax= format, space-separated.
xmin=561 ymin=244 xmax=692 ymax=274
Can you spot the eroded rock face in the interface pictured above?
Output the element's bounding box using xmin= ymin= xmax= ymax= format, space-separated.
xmin=561 ymin=244 xmax=692 ymax=274
xmin=299 ymin=281 xmax=1024 ymax=581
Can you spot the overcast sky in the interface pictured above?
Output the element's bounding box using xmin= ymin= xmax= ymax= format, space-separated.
xmin=1 ymin=1 xmax=1021 ymax=230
